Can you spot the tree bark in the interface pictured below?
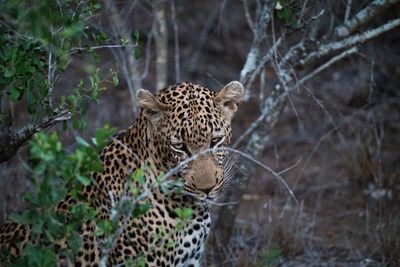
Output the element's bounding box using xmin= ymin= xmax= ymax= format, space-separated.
xmin=154 ymin=0 xmax=168 ymax=90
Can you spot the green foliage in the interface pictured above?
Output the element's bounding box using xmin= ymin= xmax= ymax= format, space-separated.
xmin=0 ymin=0 xmax=117 ymax=129
xmin=11 ymin=246 xmax=56 ymax=267
xmin=175 ymin=207 xmax=193 ymax=230
xmin=175 ymin=208 xmax=193 ymax=221
xmin=92 ymin=123 xmax=117 ymax=152
xmin=257 ymin=246 xmax=281 ymax=267
xmin=155 ymin=171 xmax=184 ymax=194
xmin=132 ymin=202 xmax=152 ymax=218
xmin=125 ymin=255 xmax=147 ymax=267
xmin=273 ymin=0 xmax=300 ymax=28
xmin=5 ymin=125 xmax=115 ymax=266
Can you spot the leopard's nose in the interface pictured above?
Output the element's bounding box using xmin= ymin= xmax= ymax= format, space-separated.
xmin=200 ymin=186 xmax=214 ymax=195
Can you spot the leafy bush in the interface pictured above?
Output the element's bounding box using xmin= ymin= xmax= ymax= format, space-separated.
xmin=2 ymin=126 xmax=191 ymax=266
xmin=5 ymin=125 xmax=115 ymax=266
xmin=0 ymin=0 xmax=119 ymax=131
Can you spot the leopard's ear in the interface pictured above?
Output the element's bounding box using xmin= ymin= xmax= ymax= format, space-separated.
xmin=136 ymin=89 xmax=167 ymax=121
xmin=215 ymin=81 xmax=244 ymax=119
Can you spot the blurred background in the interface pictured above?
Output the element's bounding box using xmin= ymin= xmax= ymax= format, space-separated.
xmin=0 ymin=0 xmax=399 ymax=266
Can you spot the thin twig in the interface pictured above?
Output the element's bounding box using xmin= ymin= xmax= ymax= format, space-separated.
xmin=160 ymin=147 xmax=299 ymax=207
xmin=141 ymin=22 xmax=156 ymax=80
xmin=299 ymin=46 xmax=358 ymax=85
xmin=170 ymin=0 xmax=180 ymax=82
xmin=47 ymin=40 xmax=55 ymax=109
xmin=277 ymin=157 xmax=303 ymax=175
xmin=242 ymin=0 xmax=255 ymax=32
xmin=344 ymin=0 xmax=352 ymax=23
xmin=70 ymin=44 xmax=138 ymax=53
xmin=299 ymin=0 xmax=309 ymax=23
xmin=240 ymin=0 xmax=272 ymax=97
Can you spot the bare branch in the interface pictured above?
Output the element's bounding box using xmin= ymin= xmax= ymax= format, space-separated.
xmin=154 ymin=0 xmax=168 ymax=90
xmin=242 ymin=36 xmax=283 ymax=94
xmin=344 ymin=0 xmax=352 ymax=23
xmin=47 ymin=45 xmax=55 ymax=109
xmin=70 ymin=44 xmax=138 ymax=53
xmin=141 ymin=22 xmax=156 ymax=80
xmin=299 ymin=0 xmax=309 ymax=23
xmin=170 ymin=0 xmax=180 ymax=82
xmin=104 ymin=0 xmax=142 ymax=114
xmin=121 ymin=0 xmax=139 ymax=19
xmin=242 ymin=0 xmax=255 ymax=32
xmin=240 ymin=0 xmax=272 ymax=98
xmin=334 ymin=0 xmax=400 ymax=39
xmin=0 ymin=110 xmax=72 ymax=164
xmin=301 ymin=18 xmax=400 ymax=68
xmin=299 ymin=46 xmax=358 ymax=85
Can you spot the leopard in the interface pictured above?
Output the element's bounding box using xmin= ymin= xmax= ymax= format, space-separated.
xmin=0 ymin=81 xmax=244 ymax=266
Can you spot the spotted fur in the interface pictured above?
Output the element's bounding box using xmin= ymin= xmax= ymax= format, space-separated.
xmin=0 ymin=81 xmax=244 ymax=266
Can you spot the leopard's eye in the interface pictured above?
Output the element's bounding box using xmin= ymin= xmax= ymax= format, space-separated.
xmin=210 ymin=136 xmax=225 ymax=148
xmin=171 ymin=143 xmax=191 ymax=156
xmin=171 ymin=143 xmax=184 ymax=151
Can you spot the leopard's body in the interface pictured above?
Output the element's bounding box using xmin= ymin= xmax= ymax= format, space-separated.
xmin=0 ymin=81 xmax=244 ymax=266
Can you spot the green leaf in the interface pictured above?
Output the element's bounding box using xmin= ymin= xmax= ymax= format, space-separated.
xmin=260 ymin=246 xmax=281 ymax=266
xmin=96 ymin=220 xmax=114 ymax=236
xmin=134 ymin=255 xmax=147 ymax=267
xmin=92 ymin=86 xmax=98 ymax=100
xmin=72 ymin=114 xmax=79 ymax=129
xmin=94 ymin=125 xmax=116 ymax=150
xmin=120 ymin=38 xmax=129 ymax=46
xmin=134 ymin=48 xmax=141 ymax=60
xmin=10 ymin=88 xmax=21 ymax=102
xmin=27 ymin=89 xmax=37 ymax=114
xmin=23 ymin=245 xmax=57 ymax=266
xmin=175 ymin=208 xmax=193 ymax=220
xmin=4 ymin=67 xmax=15 ymax=78
xmin=132 ymin=202 xmax=152 ymax=218
xmin=133 ymin=168 xmax=144 ymax=183
xmin=31 ymin=219 xmax=44 ymax=235
xmin=76 ymin=136 xmax=90 ymax=147
xmin=112 ymin=73 xmax=119 ymax=86
xmin=67 ymin=233 xmax=82 ymax=254
xmin=76 ymin=174 xmax=91 ymax=186
xmin=277 ymin=8 xmax=289 ymax=19
xmin=62 ymin=21 xmax=85 ymax=38
xmin=26 ymin=65 xmax=36 ymax=73
xmin=91 ymin=160 xmax=104 ymax=172
xmin=8 ymin=211 xmax=31 ymax=225
xmin=132 ymin=30 xmax=140 ymax=43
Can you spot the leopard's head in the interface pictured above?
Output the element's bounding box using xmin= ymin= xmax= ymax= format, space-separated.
xmin=136 ymin=81 xmax=244 ymax=200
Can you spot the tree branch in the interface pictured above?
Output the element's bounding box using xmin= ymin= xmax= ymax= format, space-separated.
xmin=240 ymin=0 xmax=272 ymax=98
xmin=334 ymin=0 xmax=400 ymax=39
xmin=0 ymin=110 xmax=72 ymax=164
xmin=170 ymin=0 xmax=181 ymax=82
xmin=242 ymin=0 xmax=255 ymax=32
xmin=154 ymin=0 xmax=168 ymax=90
xmin=104 ymin=0 xmax=142 ymax=114
xmin=299 ymin=46 xmax=358 ymax=84
xmin=301 ymin=18 xmax=400 ymax=68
